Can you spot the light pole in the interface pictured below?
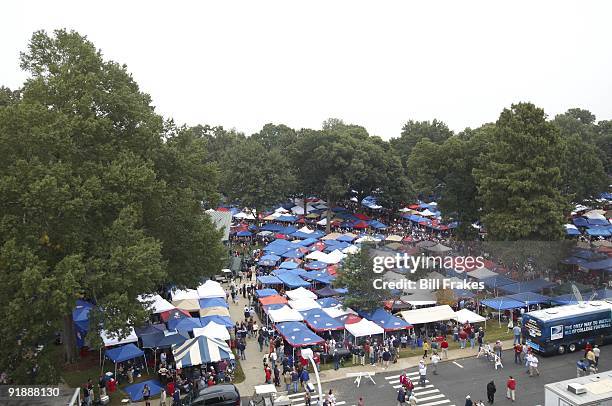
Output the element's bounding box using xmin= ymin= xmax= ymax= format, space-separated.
xmin=300 ymin=348 xmax=323 ymax=406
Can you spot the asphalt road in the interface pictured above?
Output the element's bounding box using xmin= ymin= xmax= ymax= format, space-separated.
xmin=272 ymin=349 xmax=610 ymax=406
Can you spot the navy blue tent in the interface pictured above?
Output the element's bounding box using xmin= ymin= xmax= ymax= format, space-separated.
xmin=167 ymin=317 xmax=202 ymax=332
xmin=124 ymin=380 xmax=164 ymax=402
xmin=551 ymin=293 xmax=581 ymax=305
xmin=303 ymin=270 xmax=334 ymax=284
xmin=73 ymin=300 xmax=93 ymax=347
xmin=572 ymin=217 xmax=589 ymax=227
xmin=482 ymin=275 xmax=516 ymax=289
xmin=136 ymin=324 xmax=167 ymax=348
xmin=587 ymin=218 xmax=611 ymax=226
xmin=281 ymin=248 xmax=305 ymax=259
xmin=499 ymin=279 xmax=556 ymax=294
xmin=256 ymin=288 xmax=278 ymax=297
xmin=257 ymin=275 xmax=283 ymax=285
xmin=105 ymin=343 xmax=144 ymax=363
xmin=565 ymin=227 xmax=581 ymax=236
xmin=155 ymin=331 xmax=190 ymax=349
xmin=200 ymin=315 xmax=234 ymax=328
xmin=369 ymin=220 xmax=388 ymax=230
xmin=275 ymin=321 xmax=324 ymax=347
xmin=317 ymin=297 xmax=341 ymax=308
xmin=336 ymin=234 xmax=356 ymax=242
xmin=236 ymin=230 xmax=253 ymax=237
xmin=581 ymin=258 xmax=612 ymax=270
xmin=315 ymin=287 xmax=340 ymax=298
xmin=277 ymin=273 xmax=311 ymax=288
xmin=364 ymin=309 xmax=411 ymax=332
xmin=561 ymin=256 xmax=587 ymax=265
xmin=481 ymin=297 xmax=524 ymax=310
xmin=301 ymin=309 xmax=344 ymax=331
xmin=277 ymin=215 xmax=298 ymax=223
xmin=279 ymin=226 xmax=298 ymax=234
xmin=261 ymin=223 xmax=285 ymax=232
xmin=199 ymin=298 xmax=229 ymax=309
xmin=507 ymin=292 xmax=550 ymax=306
xmin=586 ymin=227 xmax=611 ymax=237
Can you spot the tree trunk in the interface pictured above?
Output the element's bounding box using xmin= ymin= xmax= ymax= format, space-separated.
xmin=326 ymin=198 xmax=334 ymax=234
xmin=63 ymin=313 xmax=78 ymax=364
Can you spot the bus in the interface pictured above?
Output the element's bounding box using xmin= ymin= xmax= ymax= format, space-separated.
xmin=521 ymin=300 xmax=612 ymax=355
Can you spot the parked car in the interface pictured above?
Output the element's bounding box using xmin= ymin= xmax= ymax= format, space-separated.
xmin=189 ymin=384 xmax=240 ymax=405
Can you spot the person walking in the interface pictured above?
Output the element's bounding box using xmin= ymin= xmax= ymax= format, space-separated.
xmin=142 ymin=384 xmax=151 ymax=406
xmin=593 ymin=345 xmax=601 ymax=367
xmin=441 ymin=338 xmax=449 ymax=359
xmin=529 ymin=354 xmax=540 ymax=377
xmin=513 ymin=343 xmax=522 ymax=364
xmin=159 ymin=387 xmax=167 ymax=406
xmin=258 ymin=332 xmax=264 ymax=352
xmin=493 ymin=341 xmax=502 ymax=360
xmin=431 ymin=352 xmax=440 ymax=375
xmin=465 ymin=395 xmax=473 ymax=406
xmin=506 ymin=376 xmax=516 ymax=402
xmin=283 ymin=371 xmax=291 ymax=393
xmin=577 ymin=358 xmax=588 ymax=377
xmin=423 ymin=340 xmax=430 ymax=358
xmin=290 ymin=368 xmax=299 ymax=393
xmin=397 ymin=386 xmax=407 ymax=406
xmin=486 ymin=381 xmax=496 ymax=404
xmin=304 ymin=391 xmax=311 ymax=406
xmin=418 ymin=360 xmax=427 ymax=387
xmin=409 ymin=393 xmax=417 ymax=406
xmin=513 ymin=325 xmax=521 ymax=345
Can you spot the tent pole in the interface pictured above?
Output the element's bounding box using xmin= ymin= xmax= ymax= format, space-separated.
xmin=143 ymin=351 xmax=149 ymax=375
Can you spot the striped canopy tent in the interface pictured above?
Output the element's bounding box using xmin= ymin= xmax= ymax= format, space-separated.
xmin=172 ymin=336 xmax=234 ymax=368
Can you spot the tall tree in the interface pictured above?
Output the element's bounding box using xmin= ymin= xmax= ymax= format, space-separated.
xmin=391 ymin=119 xmax=453 ymax=168
xmin=474 ymin=103 xmax=566 ymax=240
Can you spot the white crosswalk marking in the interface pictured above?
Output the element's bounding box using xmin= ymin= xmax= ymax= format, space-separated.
xmin=392 ymin=380 xmax=430 ymax=389
xmin=417 ymin=393 xmax=445 ymax=402
xmin=285 ymin=391 xmax=346 ymax=406
xmin=417 ymin=400 xmax=450 ymax=406
xmin=385 ymin=370 xmax=453 ymax=406
xmin=415 ymin=389 xmax=440 ymax=396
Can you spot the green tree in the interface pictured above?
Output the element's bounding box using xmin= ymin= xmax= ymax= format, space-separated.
xmin=474 ymin=103 xmax=566 ymax=240
xmin=391 ymin=119 xmax=453 ymax=168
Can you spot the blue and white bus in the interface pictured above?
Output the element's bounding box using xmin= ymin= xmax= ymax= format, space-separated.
xmin=522 ymin=300 xmax=612 ymax=355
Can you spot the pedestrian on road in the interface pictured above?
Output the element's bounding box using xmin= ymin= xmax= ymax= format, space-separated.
xmin=358 ymin=397 xmax=364 ymax=406
xmin=397 ymin=386 xmax=407 ymax=406
xmin=486 ymin=380 xmax=496 ymax=404
xmin=513 ymin=343 xmax=522 ymax=364
xmin=506 ymin=376 xmax=516 ymax=402
xmin=493 ymin=340 xmax=502 ymax=359
xmin=529 ymin=354 xmax=540 ymax=377
xmin=465 ymin=395 xmax=473 ymax=406
xmin=258 ymin=332 xmax=264 ymax=352
xmin=409 ymin=393 xmax=417 ymax=406
xmin=304 ymin=391 xmax=311 ymax=406
xmin=593 ymin=345 xmax=601 ymax=367
xmin=494 ymin=354 xmax=503 ymax=370
xmin=300 ymin=368 xmax=310 ymax=391
xmin=418 ymin=360 xmax=427 ymax=387
xmin=431 ymin=352 xmax=440 ymax=375
xmin=577 ymin=358 xmax=588 ymax=377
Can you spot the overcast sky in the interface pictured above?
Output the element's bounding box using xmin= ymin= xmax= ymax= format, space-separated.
xmin=3 ymin=1 xmax=611 ymax=138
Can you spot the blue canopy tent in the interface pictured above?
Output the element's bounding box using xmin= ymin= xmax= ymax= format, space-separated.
xmin=336 ymin=234 xmax=356 ymax=242
xmin=586 ymin=227 xmax=611 ymax=237
xmin=257 ymin=275 xmax=283 ymax=285
xmin=172 ymin=336 xmax=234 ymax=368
xmin=200 ymin=316 xmax=234 ymax=329
xmin=304 ymin=261 xmax=327 ymax=270
xmin=302 ymin=271 xmax=335 ymax=284
xmin=236 ymin=230 xmax=253 ymax=237
xmin=167 ymin=317 xmax=202 ymax=333
xmin=480 ymin=297 xmax=525 ymax=325
xmin=275 ymin=321 xmax=325 ymax=348
xmin=277 ymin=272 xmax=310 ymax=289
xmin=260 ymin=223 xmax=285 ymax=232
xmin=565 ymin=227 xmax=581 ymax=236
xmin=482 ymin=275 xmax=516 ymax=289
xmin=507 ymin=292 xmax=550 ymax=306
xmin=499 ymin=279 xmax=556 ymax=294
xmin=256 ymin=288 xmax=278 ymax=298
xmin=137 ymin=324 xmax=167 ymax=348
xmin=363 ymin=309 xmax=411 ymax=333
xmin=277 ymin=215 xmax=298 ymax=223
xmin=73 ymin=300 xmax=93 ymax=347
xmin=281 ymin=248 xmax=305 ymax=259
xmin=105 ymin=343 xmax=148 ymax=376
xmin=293 ymin=238 xmax=319 ymax=247
xmin=301 ymin=308 xmax=344 ymax=332
xmin=323 ymin=241 xmax=350 ymax=252
xmin=587 ymin=218 xmax=611 ymax=226
xmin=550 ymin=293 xmax=580 ymax=305
xmin=124 ymin=380 xmax=164 ymax=402
xmin=316 ymin=297 xmax=341 ymax=308
xmin=368 ymin=220 xmax=388 ymax=230
xmin=279 ymin=261 xmax=299 ymax=269
xmin=315 ymin=287 xmax=340 ymax=299
xmin=258 ymin=254 xmax=281 ymax=266
xmin=580 ymin=258 xmax=612 ymax=271
xmin=572 ymin=217 xmax=589 ymax=227
xmin=199 ymin=298 xmax=229 ymax=309
xmin=279 ymin=226 xmax=298 ymax=234
xmin=155 ymin=331 xmax=190 ymax=349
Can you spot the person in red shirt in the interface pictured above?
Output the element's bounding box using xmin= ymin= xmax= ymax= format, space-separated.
xmin=459 ymin=330 xmax=468 ymax=349
xmin=506 ymin=376 xmax=516 ymax=402
xmin=514 ymin=344 xmax=522 ymax=364
xmin=265 ymin=366 xmax=272 ymax=384
xmin=440 ymin=339 xmax=449 ymax=359
xmin=166 ymin=380 xmax=175 ymax=397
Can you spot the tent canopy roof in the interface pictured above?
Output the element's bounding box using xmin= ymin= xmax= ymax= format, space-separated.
xmin=400 ymin=305 xmax=456 ymax=325
xmin=105 ymin=343 xmax=144 ymax=363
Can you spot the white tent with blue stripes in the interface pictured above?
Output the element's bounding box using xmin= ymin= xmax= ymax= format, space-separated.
xmin=172 ymin=336 xmax=234 ymax=368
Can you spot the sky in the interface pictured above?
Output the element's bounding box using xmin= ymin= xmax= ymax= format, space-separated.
xmin=2 ymin=1 xmax=612 ymax=139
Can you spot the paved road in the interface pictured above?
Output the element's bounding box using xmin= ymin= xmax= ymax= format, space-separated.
xmin=263 ymin=349 xmax=608 ymax=406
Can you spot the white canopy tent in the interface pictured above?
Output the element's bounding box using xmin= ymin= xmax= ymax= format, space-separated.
xmin=297 ymin=226 xmax=314 ymax=234
xmin=345 ymin=319 xmax=384 ymax=338
xmin=342 ymin=245 xmax=360 ymax=254
xmin=467 ymin=267 xmax=498 ymax=280
xmin=171 ymin=289 xmax=199 ymax=301
xmin=322 ymin=306 xmax=357 ymax=318
xmin=453 ymin=308 xmax=487 ymax=325
xmin=100 ymin=328 xmax=138 ymax=347
xmin=138 ymin=294 xmax=175 ymax=314
xmin=268 ymin=306 xmax=304 ymax=323
xmin=316 ymin=218 xmax=328 ymax=226
xmin=305 ymin=251 xmax=328 ymax=261
xmin=193 ymin=321 xmax=230 ymax=341
xmin=286 ymin=287 xmax=317 ymax=301
xmin=400 ymin=305 xmax=456 ymax=325
xmin=197 ymin=280 xmax=226 ymax=299
xmin=288 ymin=299 xmax=322 ymax=312
xmin=234 ymin=212 xmax=256 ymax=220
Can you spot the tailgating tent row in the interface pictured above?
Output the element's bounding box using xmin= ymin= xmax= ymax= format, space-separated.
xmin=365 ymin=309 xmax=411 ymax=332
xmin=301 ymin=308 xmax=345 ymax=331
xmin=275 ymin=321 xmax=325 ymax=347
xmin=268 ymin=305 xmax=304 ymax=323
xmin=288 ymin=299 xmax=322 ymax=312
xmin=286 ymin=287 xmax=317 ymax=300
xmin=256 ymin=288 xmax=278 ymax=297
xmin=257 ymin=275 xmax=283 ymax=285
xmin=276 ymin=272 xmax=311 ymax=288
xmin=172 ymin=336 xmax=234 ymax=368
xmin=193 ymin=321 xmax=231 ymax=340
xmin=345 ymin=318 xmax=384 ymax=339
xmin=138 ymin=294 xmax=175 ymax=314
xmin=317 ymin=297 xmax=341 ymax=308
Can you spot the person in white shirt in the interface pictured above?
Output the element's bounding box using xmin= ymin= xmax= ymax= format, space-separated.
xmin=431 ymin=352 xmax=440 ymax=375
xmin=418 ymin=361 xmax=427 ymax=386
xmin=529 ymin=355 xmax=540 ymax=376
xmin=593 ymin=345 xmax=601 ymax=367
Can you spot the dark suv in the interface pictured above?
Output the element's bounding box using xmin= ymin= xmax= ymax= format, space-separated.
xmin=190 ymin=384 xmax=241 ymax=405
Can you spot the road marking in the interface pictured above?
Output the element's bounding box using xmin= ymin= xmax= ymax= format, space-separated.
xmin=415 ymin=389 xmax=440 ymax=396
xmin=386 ymin=371 xmax=420 ymax=380
xmin=294 ymin=402 xmax=346 ymax=406
xmin=418 ymin=400 xmax=450 ymax=406
xmin=391 ymin=384 xmax=434 ymax=390
xmin=416 ymin=394 xmax=445 ymax=402
xmin=452 ymin=361 xmax=464 ymax=368
xmin=392 ymin=381 xmax=430 ymax=389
